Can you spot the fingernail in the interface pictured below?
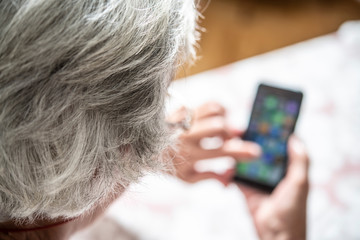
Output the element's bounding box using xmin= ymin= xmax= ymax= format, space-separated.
xmin=249 ymin=143 xmax=262 ymax=157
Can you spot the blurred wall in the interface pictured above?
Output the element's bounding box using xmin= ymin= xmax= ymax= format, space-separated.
xmin=176 ymin=0 xmax=360 ymax=78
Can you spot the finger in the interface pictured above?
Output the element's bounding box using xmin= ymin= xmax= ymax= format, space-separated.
xmin=221 ymin=168 xmax=236 ymax=186
xmin=286 ymin=136 xmax=309 ymax=188
xmin=194 ymin=102 xmax=226 ymax=120
xmin=166 ymin=106 xmax=192 ymax=127
xmin=222 ymin=138 xmax=262 ymax=159
xmin=188 ymin=116 xmax=236 ymax=140
xmin=193 ymin=138 xmax=261 ymax=160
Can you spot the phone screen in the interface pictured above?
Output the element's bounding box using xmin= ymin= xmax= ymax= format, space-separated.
xmin=234 ymin=84 xmax=303 ymax=192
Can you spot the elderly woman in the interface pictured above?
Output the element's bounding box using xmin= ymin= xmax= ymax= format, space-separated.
xmin=0 ymin=1 xmax=309 ymax=239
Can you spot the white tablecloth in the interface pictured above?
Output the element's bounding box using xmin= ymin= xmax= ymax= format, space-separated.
xmin=73 ymin=21 xmax=360 ymax=240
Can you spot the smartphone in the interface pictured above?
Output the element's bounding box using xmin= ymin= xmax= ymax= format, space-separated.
xmin=234 ymin=83 xmax=303 ymax=192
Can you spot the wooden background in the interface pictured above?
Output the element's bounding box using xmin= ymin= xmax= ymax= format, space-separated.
xmin=177 ymin=0 xmax=360 ymax=78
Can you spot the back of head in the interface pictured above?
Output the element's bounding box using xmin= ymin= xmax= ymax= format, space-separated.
xmin=0 ymin=0 xmax=198 ymax=221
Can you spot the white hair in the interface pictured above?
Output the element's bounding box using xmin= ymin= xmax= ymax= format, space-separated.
xmin=0 ymin=0 xmax=199 ymax=221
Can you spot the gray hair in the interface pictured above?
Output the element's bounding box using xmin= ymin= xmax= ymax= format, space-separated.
xmin=0 ymin=0 xmax=199 ymax=221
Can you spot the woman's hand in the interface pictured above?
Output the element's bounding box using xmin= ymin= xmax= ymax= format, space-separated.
xmin=237 ymin=136 xmax=309 ymax=240
xmin=169 ymin=102 xmax=261 ymax=185
xmin=168 ymin=102 xmax=309 ymax=239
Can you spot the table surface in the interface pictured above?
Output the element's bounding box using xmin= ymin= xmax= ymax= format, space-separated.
xmin=72 ymin=21 xmax=360 ymax=240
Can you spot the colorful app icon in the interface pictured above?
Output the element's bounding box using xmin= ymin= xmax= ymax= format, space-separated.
xmin=270 ymin=126 xmax=281 ymax=137
xmin=263 ymin=153 xmax=274 ymax=165
xmin=255 ymin=135 xmax=266 ymax=146
xmin=286 ymin=101 xmax=298 ymax=115
xmin=248 ymin=164 xmax=259 ymax=177
xmin=259 ymin=122 xmax=270 ymax=134
xmin=237 ymin=163 xmax=248 ymax=174
xmin=272 ymin=111 xmax=285 ymax=125
xmin=265 ymin=96 xmax=278 ymax=110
